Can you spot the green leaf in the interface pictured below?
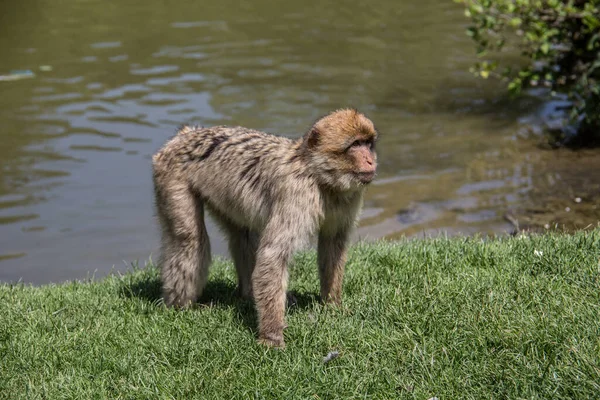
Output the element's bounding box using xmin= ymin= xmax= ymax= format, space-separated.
xmin=541 ymin=42 xmax=550 ymax=54
xmin=583 ymin=15 xmax=600 ymax=30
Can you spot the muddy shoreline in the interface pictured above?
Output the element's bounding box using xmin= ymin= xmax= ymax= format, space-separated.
xmin=505 ymin=146 xmax=600 ymax=234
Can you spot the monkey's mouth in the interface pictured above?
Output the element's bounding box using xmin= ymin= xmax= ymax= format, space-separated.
xmin=356 ymin=171 xmax=376 ymax=184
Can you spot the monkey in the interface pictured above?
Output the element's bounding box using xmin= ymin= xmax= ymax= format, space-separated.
xmin=152 ymin=109 xmax=378 ymax=348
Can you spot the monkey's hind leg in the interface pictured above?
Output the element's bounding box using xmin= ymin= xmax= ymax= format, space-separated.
xmin=156 ymin=183 xmax=211 ymax=308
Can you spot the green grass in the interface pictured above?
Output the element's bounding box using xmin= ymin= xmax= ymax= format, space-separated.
xmin=1 ymin=231 xmax=600 ymax=399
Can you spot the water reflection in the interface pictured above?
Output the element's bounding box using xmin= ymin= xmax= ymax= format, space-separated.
xmin=0 ymin=0 xmax=552 ymax=283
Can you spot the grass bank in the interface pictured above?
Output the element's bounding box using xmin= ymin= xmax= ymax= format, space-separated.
xmin=1 ymin=231 xmax=599 ymax=399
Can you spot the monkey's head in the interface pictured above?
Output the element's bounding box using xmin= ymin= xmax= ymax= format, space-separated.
xmin=304 ymin=109 xmax=378 ymax=191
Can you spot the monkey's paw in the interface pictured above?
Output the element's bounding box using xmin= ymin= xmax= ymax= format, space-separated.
xmin=258 ymin=333 xmax=285 ymax=349
xmin=321 ymin=296 xmax=342 ymax=306
xmin=235 ymin=286 xmax=254 ymax=301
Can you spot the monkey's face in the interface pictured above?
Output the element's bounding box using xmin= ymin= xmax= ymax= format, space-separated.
xmin=308 ymin=110 xmax=378 ymax=191
xmin=345 ymin=138 xmax=377 ymax=185
xmin=324 ymin=133 xmax=377 ymax=191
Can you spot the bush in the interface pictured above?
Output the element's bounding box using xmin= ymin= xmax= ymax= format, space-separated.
xmin=460 ymin=0 xmax=600 ymax=145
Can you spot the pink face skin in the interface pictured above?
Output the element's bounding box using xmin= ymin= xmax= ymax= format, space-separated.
xmin=347 ymin=139 xmax=377 ymax=184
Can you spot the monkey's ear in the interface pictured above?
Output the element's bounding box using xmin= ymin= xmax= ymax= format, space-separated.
xmin=307 ymin=128 xmax=320 ymax=148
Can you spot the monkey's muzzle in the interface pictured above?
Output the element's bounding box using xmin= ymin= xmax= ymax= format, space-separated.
xmin=357 ymin=171 xmax=376 ymax=184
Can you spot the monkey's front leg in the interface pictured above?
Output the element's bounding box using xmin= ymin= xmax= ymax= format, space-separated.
xmin=251 ymin=210 xmax=312 ymax=348
xmin=317 ymin=230 xmax=350 ymax=304
xmin=252 ymin=240 xmax=290 ymax=348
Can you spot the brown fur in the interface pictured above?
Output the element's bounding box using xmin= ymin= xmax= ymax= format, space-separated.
xmin=152 ymin=109 xmax=378 ymax=347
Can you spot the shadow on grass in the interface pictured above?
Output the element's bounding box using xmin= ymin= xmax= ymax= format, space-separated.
xmin=119 ymin=273 xmax=319 ymax=335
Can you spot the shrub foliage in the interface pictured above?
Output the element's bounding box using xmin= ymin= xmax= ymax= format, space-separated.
xmin=460 ymin=0 xmax=600 ymax=144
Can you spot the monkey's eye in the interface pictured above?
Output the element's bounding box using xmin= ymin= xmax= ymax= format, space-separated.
xmin=347 ymin=139 xmax=375 ymax=152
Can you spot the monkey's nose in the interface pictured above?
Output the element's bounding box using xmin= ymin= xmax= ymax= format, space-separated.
xmin=362 ymin=162 xmax=376 ymax=174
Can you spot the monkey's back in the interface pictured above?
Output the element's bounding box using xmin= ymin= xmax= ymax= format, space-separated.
xmin=153 ymin=125 xmax=320 ymax=231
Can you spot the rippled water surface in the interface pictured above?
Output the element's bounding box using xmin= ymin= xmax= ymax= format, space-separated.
xmin=0 ymin=0 xmax=545 ymax=283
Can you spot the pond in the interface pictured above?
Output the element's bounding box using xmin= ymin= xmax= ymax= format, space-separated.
xmin=0 ymin=0 xmax=574 ymax=283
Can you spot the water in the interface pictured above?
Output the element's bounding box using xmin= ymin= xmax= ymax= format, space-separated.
xmin=0 ymin=0 xmax=544 ymax=283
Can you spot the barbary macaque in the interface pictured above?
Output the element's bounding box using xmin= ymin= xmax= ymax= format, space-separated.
xmin=152 ymin=109 xmax=378 ymax=347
